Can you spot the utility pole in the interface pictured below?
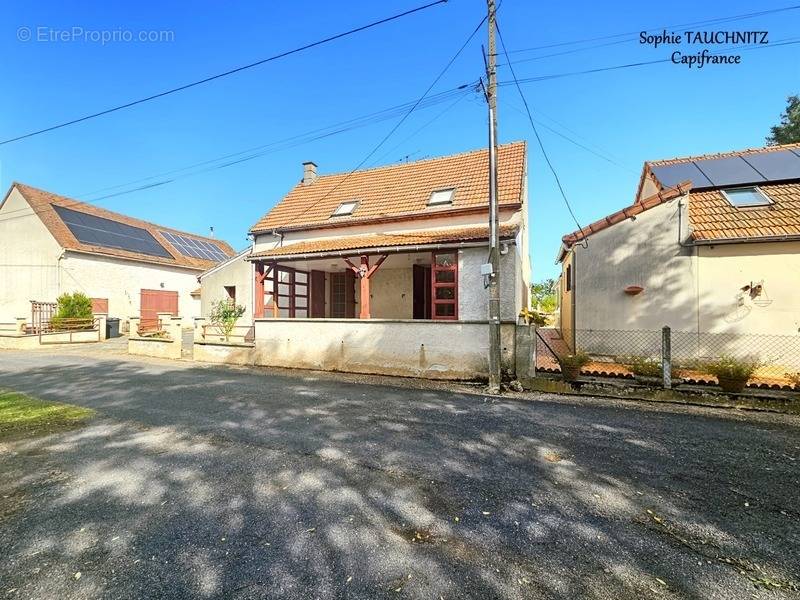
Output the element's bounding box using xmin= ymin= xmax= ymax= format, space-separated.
xmin=486 ymin=0 xmax=501 ymax=392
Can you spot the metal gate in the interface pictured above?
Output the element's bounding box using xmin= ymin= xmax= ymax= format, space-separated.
xmin=140 ymin=289 xmax=178 ymax=331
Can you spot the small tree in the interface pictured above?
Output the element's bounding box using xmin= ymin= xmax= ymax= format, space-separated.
xmin=209 ymin=300 xmax=245 ymax=341
xmin=51 ymin=292 xmax=93 ymax=330
xmin=766 ymin=95 xmax=800 ymax=145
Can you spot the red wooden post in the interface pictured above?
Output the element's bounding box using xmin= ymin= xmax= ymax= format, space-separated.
xmin=343 ymin=255 xmax=388 ymax=319
xmin=254 ymin=262 xmax=265 ymax=318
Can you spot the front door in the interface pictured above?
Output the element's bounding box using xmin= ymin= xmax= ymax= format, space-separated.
xmin=412 ymin=264 xmax=432 ymax=319
xmin=310 ymin=270 xmax=326 ymax=318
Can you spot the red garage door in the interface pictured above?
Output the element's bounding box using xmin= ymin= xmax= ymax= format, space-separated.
xmin=140 ymin=289 xmax=178 ymax=331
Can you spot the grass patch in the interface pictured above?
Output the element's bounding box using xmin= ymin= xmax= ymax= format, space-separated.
xmin=0 ymin=389 xmax=94 ymax=440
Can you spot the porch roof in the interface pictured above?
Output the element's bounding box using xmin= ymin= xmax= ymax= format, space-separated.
xmin=249 ymin=223 xmax=519 ymax=261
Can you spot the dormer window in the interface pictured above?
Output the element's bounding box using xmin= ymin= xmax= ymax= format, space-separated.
xmin=428 ymin=188 xmax=455 ymax=206
xmin=331 ymin=200 xmax=358 ymax=217
xmin=722 ymin=186 xmax=772 ymax=208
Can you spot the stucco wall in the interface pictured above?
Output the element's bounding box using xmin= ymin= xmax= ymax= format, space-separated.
xmin=459 ymin=247 xmax=518 ymax=321
xmin=60 ymin=253 xmax=202 ymax=327
xmin=354 ymin=267 xmax=413 ymax=319
xmin=252 ymin=318 xmax=516 ymax=379
xmin=200 ymin=254 xmax=254 ymax=322
xmin=0 ymin=188 xmax=62 ymax=320
xmin=570 ymin=198 xmax=698 ymax=333
xmin=696 ymin=241 xmax=800 ymax=335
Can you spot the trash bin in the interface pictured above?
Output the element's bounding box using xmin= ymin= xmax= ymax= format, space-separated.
xmin=106 ymin=317 xmax=121 ymax=338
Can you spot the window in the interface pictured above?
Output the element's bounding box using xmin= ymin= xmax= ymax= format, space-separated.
xmin=428 ymin=188 xmax=455 ymax=206
xmin=264 ymin=266 xmax=309 ymax=318
xmin=224 ymin=286 xmax=236 ymax=304
xmin=722 ymin=187 xmax=772 ymax=208
xmin=331 ymin=200 xmax=359 ymax=217
xmin=565 ymin=264 xmax=572 ymax=292
xmin=431 ymin=251 xmax=458 ymax=320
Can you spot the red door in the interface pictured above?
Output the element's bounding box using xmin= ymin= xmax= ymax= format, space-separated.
xmin=140 ymin=289 xmax=178 ymax=330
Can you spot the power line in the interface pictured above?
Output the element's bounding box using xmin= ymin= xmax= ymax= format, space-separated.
xmin=0 ymin=0 xmax=448 ymax=146
xmin=279 ymin=9 xmax=495 ymax=229
xmin=495 ymin=20 xmax=588 ymax=244
xmin=0 ymin=85 xmax=476 ymax=224
xmin=505 ymin=4 xmax=800 ymax=55
xmin=500 ymin=37 xmax=800 ymax=86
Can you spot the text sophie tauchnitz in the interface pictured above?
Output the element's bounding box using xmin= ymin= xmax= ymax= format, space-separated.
xmin=639 ymin=30 xmax=769 ymax=68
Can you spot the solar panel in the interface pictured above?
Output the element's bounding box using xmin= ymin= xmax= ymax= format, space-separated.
xmin=650 ymin=162 xmax=713 ymax=189
xmin=743 ymin=150 xmax=800 ymax=182
xmin=160 ymin=231 xmax=229 ymax=262
xmin=693 ymin=156 xmax=766 ymax=187
xmin=53 ymin=205 xmax=173 ymax=258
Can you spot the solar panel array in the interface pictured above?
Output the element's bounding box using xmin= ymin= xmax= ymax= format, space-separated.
xmin=160 ymin=231 xmax=229 ymax=262
xmin=53 ymin=205 xmax=173 ymax=258
xmin=651 ymin=148 xmax=800 ymax=190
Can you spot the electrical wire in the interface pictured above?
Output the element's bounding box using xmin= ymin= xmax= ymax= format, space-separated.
xmin=495 ymin=20 xmax=588 ymax=246
xmin=278 ymin=8 xmax=496 ymax=229
xmin=0 ymin=0 xmax=448 ymax=146
xmin=505 ymin=4 xmax=800 ymax=55
xmin=0 ymin=85 xmax=476 ymax=224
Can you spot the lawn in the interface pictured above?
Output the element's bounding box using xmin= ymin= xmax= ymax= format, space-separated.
xmin=0 ymin=389 xmax=94 ymax=439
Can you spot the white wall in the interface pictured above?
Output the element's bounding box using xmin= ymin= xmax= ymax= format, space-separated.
xmin=59 ymin=253 xmax=201 ymax=327
xmin=570 ymin=198 xmax=699 ymax=333
xmin=0 ymin=188 xmax=62 ymax=319
xmin=459 ymin=246 xmax=519 ymax=321
xmin=200 ymin=254 xmax=254 ymax=322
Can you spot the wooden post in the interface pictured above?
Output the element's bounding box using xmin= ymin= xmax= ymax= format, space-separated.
xmin=254 ymin=262 xmax=265 ymax=318
xmin=344 ymin=255 xmax=388 ymax=319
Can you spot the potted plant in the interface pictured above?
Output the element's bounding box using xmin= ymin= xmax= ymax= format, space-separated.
xmin=558 ymin=351 xmax=590 ymax=382
xmin=701 ymin=355 xmax=761 ymax=394
xmin=786 ymin=372 xmax=800 ymax=391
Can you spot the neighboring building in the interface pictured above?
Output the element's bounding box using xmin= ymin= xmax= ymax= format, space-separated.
xmin=0 ymin=183 xmax=235 ymax=329
xmin=198 ymin=248 xmax=253 ymax=322
xmin=555 ymin=143 xmax=800 ymax=362
xmin=200 ymin=142 xmax=532 ymax=378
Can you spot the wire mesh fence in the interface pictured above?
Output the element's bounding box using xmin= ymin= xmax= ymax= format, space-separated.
xmin=536 ymin=327 xmax=800 ymax=390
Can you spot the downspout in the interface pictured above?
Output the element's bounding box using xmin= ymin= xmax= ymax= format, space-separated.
xmin=676 ymin=194 xmax=701 ymax=335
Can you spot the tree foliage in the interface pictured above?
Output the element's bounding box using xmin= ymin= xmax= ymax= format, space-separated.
xmin=209 ymin=300 xmax=246 ymax=341
xmin=530 ymin=278 xmax=557 ymax=312
xmin=767 ymin=95 xmax=800 ymax=145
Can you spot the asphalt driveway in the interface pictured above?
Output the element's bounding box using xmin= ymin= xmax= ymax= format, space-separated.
xmin=0 ymin=349 xmax=798 ymax=599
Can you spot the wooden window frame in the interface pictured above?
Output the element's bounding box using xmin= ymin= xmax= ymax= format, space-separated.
xmin=431 ymin=250 xmax=458 ymax=320
xmin=264 ymin=264 xmax=309 ymax=318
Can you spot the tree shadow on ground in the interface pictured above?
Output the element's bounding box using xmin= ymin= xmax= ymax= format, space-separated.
xmin=0 ymin=357 xmax=798 ymax=599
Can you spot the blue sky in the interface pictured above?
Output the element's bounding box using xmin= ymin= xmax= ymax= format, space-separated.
xmin=1 ymin=1 xmax=798 ymax=279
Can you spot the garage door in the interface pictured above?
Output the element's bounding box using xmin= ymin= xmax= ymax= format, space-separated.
xmin=140 ymin=289 xmax=178 ymax=331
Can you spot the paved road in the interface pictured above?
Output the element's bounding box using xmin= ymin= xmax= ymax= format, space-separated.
xmin=1 ymin=349 xmax=798 ymax=599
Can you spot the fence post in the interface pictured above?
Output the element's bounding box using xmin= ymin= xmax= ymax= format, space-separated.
xmin=194 ymin=317 xmax=206 ymax=343
xmin=662 ymin=326 xmax=672 ymax=389
xmin=15 ymin=317 xmax=27 ymax=336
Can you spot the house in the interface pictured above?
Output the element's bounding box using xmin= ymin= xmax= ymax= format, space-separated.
xmin=0 ymin=183 xmax=236 ymax=330
xmin=199 ymin=142 xmax=532 ymax=378
xmin=555 ymin=143 xmax=800 ymax=368
xmin=198 ymin=248 xmax=253 ymax=321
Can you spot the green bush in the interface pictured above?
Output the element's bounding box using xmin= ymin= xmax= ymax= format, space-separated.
xmin=620 ymin=355 xmax=662 ymax=378
xmin=50 ymin=292 xmax=93 ymax=330
xmin=700 ymin=355 xmax=761 ymax=381
xmin=209 ymin=300 xmax=246 ymax=341
xmin=559 ymin=351 xmax=590 ymax=369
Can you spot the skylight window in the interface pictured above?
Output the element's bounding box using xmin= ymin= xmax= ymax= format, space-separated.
xmin=331 ymin=200 xmax=358 ymax=217
xmin=428 ymin=188 xmax=455 ymax=206
xmin=722 ymin=186 xmax=772 ymax=208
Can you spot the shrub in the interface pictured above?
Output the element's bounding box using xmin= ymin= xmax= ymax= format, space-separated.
xmin=559 ymin=351 xmax=590 ymax=369
xmin=786 ymin=372 xmax=800 ymax=389
xmin=620 ymin=355 xmax=662 ymax=378
xmin=700 ymin=355 xmax=761 ymax=381
xmin=50 ymin=292 xmax=93 ymax=330
xmin=209 ymin=300 xmax=246 ymax=341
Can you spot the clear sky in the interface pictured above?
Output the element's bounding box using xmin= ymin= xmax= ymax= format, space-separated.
xmin=1 ymin=1 xmax=798 ymax=280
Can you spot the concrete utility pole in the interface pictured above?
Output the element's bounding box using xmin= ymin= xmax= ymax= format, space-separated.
xmin=486 ymin=0 xmax=502 ymax=392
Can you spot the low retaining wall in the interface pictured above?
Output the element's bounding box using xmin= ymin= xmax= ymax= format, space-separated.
xmin=251 ymin=318 xmax=523 ymax=380
xmin=193 ymin=341 xmax=255 ymax=365
xmin=0 ymin=316 xmax=101 ymax=350
xmin=128 ymin=314 xmax=183 ymax=360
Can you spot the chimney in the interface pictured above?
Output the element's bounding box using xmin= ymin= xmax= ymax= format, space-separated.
xmin=302 ymin=161 xmax=318 ymax=185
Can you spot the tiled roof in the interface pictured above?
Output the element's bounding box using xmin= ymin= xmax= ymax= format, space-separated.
xmin=561 ymin=183 xmax=691 ymax=249
xmin=688 ymin=182 xmax=800 ymax=241
xmin=250 ymin=223 xmax=519 ymax=259
xmin=250 ymin=142 xmax=526 ymax=233
xmin=8 ymin=183 xmax=235 ymax=271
